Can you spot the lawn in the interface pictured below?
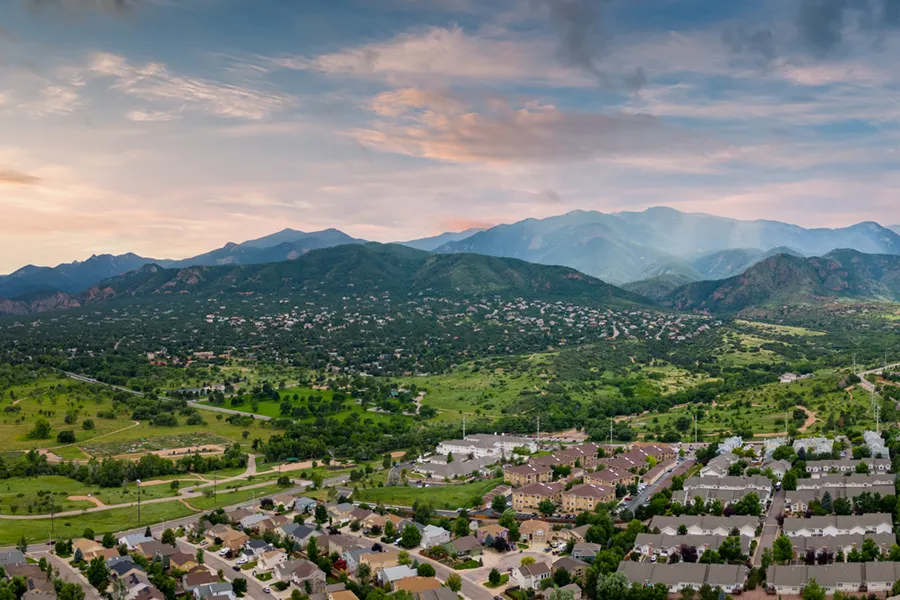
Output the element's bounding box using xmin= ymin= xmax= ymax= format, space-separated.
xmin=187 ymin=482 xmax=284 ymax=510
xmin=356 ymin=478 xmax=502 ymax=510
xmin=0 ymin=476 xmax=181 ymax=516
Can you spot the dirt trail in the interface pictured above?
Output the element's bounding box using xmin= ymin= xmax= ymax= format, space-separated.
xmin=49 ymin=420 xmax=140 ymax=451
xmin=69 ymin=495 xmax=106 ymax=508
xmin=178 ymin=498 xmax=202 ymax=512
xmin=797 ymin=406 xmax=817 ymax=432
xmin=138 ymin=477 xmax=204 ymax=488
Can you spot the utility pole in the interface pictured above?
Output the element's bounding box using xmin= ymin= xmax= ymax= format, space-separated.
xmin=462 ymin=416 xmax=466 ymax=441
xmin=609 ymin=418 xmax=613 ymax=446
xmin=136 ymin=480 xmax=142 ymax=525
xmin=536 ymin=416 xmax=540 ymax=442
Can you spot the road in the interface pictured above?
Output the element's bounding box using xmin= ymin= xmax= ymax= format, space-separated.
xmin=754 ymin=488 xmax=784 ymax=568
xmin=65 ymin=371 xmax=273 ymax=421
xmin=621 ymin=459 xmax=695 ymax=514
xmin=178 ymin=539 xmax=271 ymax=599
xmin=855 ymin=362 xmax=900 ymax=393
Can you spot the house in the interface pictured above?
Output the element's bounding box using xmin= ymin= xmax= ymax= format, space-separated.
xmin=327 ymin=503 xmax=357 ymax=522
xmin=360 ymin=550 xmax=401 ymax=572
xmin=379 ymin=566 xmax=419 ymax=589
xmin=168 ymin=552 xmax=198 ymax=572
xmin=765 ymin=566 xmax=807 ymax=595
xmin=864 ymin=430 xmax=888 ymax=458
xmin=349 ymin=508 xmax=374 ymax=524
xmin=443 ymin=536 xmax=482 ymax=557
xmin=764 ymin=459 xmax=791 ymax=480
xmin=279 ymin=523 xmax=320 ymax=548
xmin=786 ymin=485 xmax=896 ymax=513
xmin=295 ymin=497 xmax=318 ymax=513
xmin=681 ymin=475 xmax=772 ymax=493
xmin=271 ymin=494 xmax=296 ymax=511
xmin=513 ymin=482 xmax=563 ymax=512
xmin=257 ymin=549 xmax=288 ymax=572
xmin=318 ymin=534 xmax=365 ymax=556
xmin=242 ymin=539 xmax=271 ymax=559
xmin=415 ymin=456 xmax=497 ymax=480
xmin=672 ymin=487 xmax=768 ymax=508
xmin=192 ymin=582 xmax=236 ymax=600
xmin=183 ymin=570 xmax=219 ymax=594
xmin=780 ymin=373 xmax=799 ymax=384
xmin=273 ymin=559 xmax=322 ymax=586
xmin=504 ymin=464 xmax=553 ymax=486
xmin=789 ymin=533 xmax=895 ymax=558
xmin=793 ymin=437 xmax=834 ymax=456
xmin=0 ymin=551 xmax=26 ymax=567
xmin=73 ymin=538 xmax=117 ymax=562
xmin=718 ymin=437 xmax=743 ymax=455
xmin=118 ymin=533 xmax=154 ymax=550
xmin=562 ymin=484 xmax=615 ymax=513
xmin=226 ymin=508 xmax=253 ymax=524
xmin=763 ymin=438 xmax=788 ymax=459
xmin=238 ymin=513 xmax=269 ymax=530
xmin=805 ymin=458 xmax=891 ymax=477
xmin=415 ymin=588 xmax=460 ymax=600
xmin=649 ymin=516 xmax=758 ymax=538
xmin=512 ymin=561 xmax=552 ymax=590
xmin=329 ymin=591 xmax=360 ymax=600
xmin=421 ymin=525 xmax=451 ymax=549
xmin=258 ymin=515 xmax=291 ymax=534
xmin=553 ymin=557 xmax=589 ymax=580
xmin=476 ymin=524 xmax=509 ymax=544
xmin=782 ymin=514 xmax=893 ymax=538
xmin=393 ymin=577 xmax=443 ymax=595
xmin=343 ymin=548 xmax=372 ymax=575
xmin=6 ymin=565 xmax=55 ymax=598
xmin=213 ymin=529 xmax=249 ymax=553
xmin=108 ymin=556 xmax=144 ymax=581
xmin=795 ymin=473 xmax=893 ymax=489
xmin=862 ymin=561 xmax=900 ymax=593
xmin=617 ymin=563 xmax=748 ymax=594
xmin=767 ymin=564 xmax=864 ymax=595
xmin=520 ymin=520 xmax=552 ymax=545
xmin=704 ymin=564 xmax=752 ymax=595
xmin=700 ymin=453 xmax=739 ymax=478
xmin=571 ymin=543 xmax=602 ymax=561
xmin=288 ymin=560 xmax=327 ymax=593
xmin=136 ymin=541 xmax=179 ymax=566
xmin=556 ymin=525 xmax=590 ymax=543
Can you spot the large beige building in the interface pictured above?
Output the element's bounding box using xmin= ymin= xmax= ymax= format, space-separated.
xmin=562 ymin=484 xmax=615 ymax=513
xmin=513 ymin=482 xmax=563 ymax=512
xmin=504 ymin=464 xmax=553 ymax=487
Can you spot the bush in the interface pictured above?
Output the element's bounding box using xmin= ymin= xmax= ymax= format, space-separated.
xmin=81 ymin=419 xmax=95 ymax=430
xmin=56 ymin=430 xmax=76 ymax=444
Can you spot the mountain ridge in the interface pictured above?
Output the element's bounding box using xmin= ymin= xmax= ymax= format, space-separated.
xmin=0 ymin=243 xmax=646 ymax=316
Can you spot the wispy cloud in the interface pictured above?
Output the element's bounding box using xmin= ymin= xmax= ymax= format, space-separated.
xmin=0 ymin=168 xmax=41 ymax=186
xmin=87 ymin=52 xmax=297 ymax=120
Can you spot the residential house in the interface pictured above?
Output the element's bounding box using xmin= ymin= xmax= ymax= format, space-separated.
xmin=553 ymin=557 xmax=589 ymax=580
xmin=258 ymin=515 xmax=291 ymax=534
xmin=718 ymin=437 xmax=743 ymax=455
xmin=786 ymin=485 xmax=896 ymax=514
xmin=294 ymin=497 xmax=318 ymax=513
xmin=394 ymin=577 xmax=443 ymax=595
xmin=257 ymin=549 xmax=288 ymax=572
xmin=805 ymin=458 xmax=891 ymax=477
xmin=192 ymin=582 xmax=236 ymax=600
xmin=617 ymin=563 xmax=748 ymax=595
xmin=767 ymin=564 xmax=865 ymax=595
xmin=504 ymin=464 xmax=553 ymax=487
xmin=182 ymin=569 xmax=219 ymax=595
xmin=443 ymin=536 xmax=482 ymax=557
xmin=238 ymin=513 xmax=268 ymax=530
xmin=476 ymin=524 xmax=508 ymax=545
xmin=360 ymin=550 xmax=401 ymax=572
xmin=415 ymin=456 xmax=497 ymax=480
xmin=793 ymin=437 xmax=834 ymax=456
xmin=571 ymin=543 xmax=602 ymax=561
xmin=787 ymin=533 xmax=895 ymax=558
xmin=555 ymin=525 xmax=590 ymax=543
xmin=327 ymin=503 xmax=357 ymax=523
xmin=415 ymin=588 xmax=459 ymax=600
xmin=271 ymin=494 xmax=296 ymax=511
xmin=520 ymin=520 xmax=552 ymax=545
xmin=288 ymin=560 xmax=327 ymax=593
xmin=511 ymin=562 xmax=552 ymax=590
xmin=108 ymin=557 xmax=144 ymax=581
xmin=6 ymin=565 xmax=56 ymax=598
xmin=378 ymin=566 xmax=419 ymax=589
xmin=0 ymin=551 xmax=26 ymax=567
xmin=562 ymin=484 xmax=615 ymax=513
xmin=634 ymin=534 xmax=751 ymax=559
xmin=226 ymin=509 xmax=253 ymax=524
xmin=764 ymin=459 xmax=791 ymax=480
xmin=242 ymin=539 xmax=271 ymax=559
xmin=699 ymin=453 xmax=739 ymax=478
xmin=73 ymin=538 xmax=117 ymax=562
xmin=329 ymin=591 xmax=360 ymax=600
xmin=421 ymin=525 xmax=451 ymax=549
xmin=279 ymin=523 xmax=320 ymax=548
xmin=168 ymin=552 xmax=199 ymax=572
xmin=513 ymin=482 xmax=563 ymax=512
xmin=118 ymin=533 xmax=154 ymax=550
xmin=136 ymin=541 xmax=179 ymax=566
xmin=795 ymin=473 xmax=893 ymax=489
xmin=864 ymin=430 xmax=888 ymax=458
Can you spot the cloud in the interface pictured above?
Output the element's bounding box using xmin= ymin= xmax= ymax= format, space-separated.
xmin=25 ymin=0 xmax=133 ymax=13
xmin=0 ymin=168 xmax=41 ymax=186
xmin=795 ymin=0 xmax=900 ymax=56
xmin=87 ymin=52 xmax=296 ymax=120
xmin=125 ymin=108 xmax=178 ymax=122
xmin=269 ymin=25 xmax=593 ymax=87
xmin=351 ymin=87 xmax=720 ymax=165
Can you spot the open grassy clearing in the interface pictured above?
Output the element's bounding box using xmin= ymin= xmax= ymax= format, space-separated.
xmin=0 ymin=475 xmax=182 ymax=516
xmin=628 ymin=374 xmax=875 ymax=440
xmin=735 ymin=320 xmax=826 ymax=337
xmin=356 ymin=478 xmax=502 ymax=510
xmin=187 ymin=482 xmax=283 ymax=510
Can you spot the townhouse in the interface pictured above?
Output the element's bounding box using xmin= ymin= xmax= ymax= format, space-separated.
xmin=767 ymin=563 xmax=876 ymax=595
xmin=781 ymin=514 xmax=893 ymax=537
xmin=785 ymin=485 xmax=896 ymax=513
xmin=513 ymin=482 xmax=564 ymax=512
xmin=562 ymin=483 xmax=615 ymax=513
xmin=793 ymin=437 xmax=834 ymax=456
xmin=504 ymin=464 xmax=554 ymax=486
xmin=415 ymin=456 xmax=497 ymax=480
xmin=617 ymin=562 xmax=748 ymax=595
xmin=435 ymin=433 xmax=536 ymax=458
xmin=682 ymin=475 xmax=772 ymax=494
xmin=633 ymin=534 xmax=752 ymax=559
xmin=787 ymin=533 xmax=895 ymax=558
xmin=649 ymin=516 xmax=758 ymax=538
xmin=673 ymin=488 xmax=767 ymax=508
xmin=699 ymin=453 xmax=739 ymax=478
xmin=795 ymin=473 xmax=894 ymax=489
xmin=805 ymin=458 xmax=891 ymax=477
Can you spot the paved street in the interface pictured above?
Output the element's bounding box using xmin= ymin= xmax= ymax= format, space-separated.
xmin=621 ymin=459 xmax=695 ymax=514
xmin=178 ymin=540 xmax=272 ymax=599
xmin=32 ymin=550 xmax=103 ymax=600
xmin=754 ymin=488 xmax=785 ymax=567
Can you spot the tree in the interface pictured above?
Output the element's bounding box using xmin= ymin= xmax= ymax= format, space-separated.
xmin=57 ymin=430 xmax=76 ymax=444
xmin=801 ymin=578 xmax=826 ymax=600
xmin=400 ymin=524 xmax=422 ymax=549
xmin=170 ymin=480 xmax=181 ymax=492
xmin=27 ymin=418 xmax=52 ymax=440
xmin=718 ymin=536 xmax=743 ymax=563
xmin=680 ymin=586 xmax=696 ymax=600
xmin=820 ymin=491 xmax=833 ymax=513
xmin=73 ymin=548 xmax=84 ymax=564
xmin=833 ymin=497 xmax=852 ymax=515
xmin=773 ymin=534 xmax=794 ymax=565
xmin=596 ymin=572 xmax=628 ymax=600
xmin=538 ymin=499 xmax=556 ymax=517
xmin=783 ymin=470 xmax=798 ymax=491
xmin=553 ymin=567 xmax=571 ymax=587
xmin=446 ymin=573 xmax=463 ymax=592
xmin=357 ymin=563 xmax=372 ymax=587
xmin=101 ymin=533 xmax=116 ymax=549
xmin=232 ymin=578 xmax=248 ymax=597
xmin=488 ymin=569 xmax=502 ymax=586
xmin=856 ymin=461 xmax=870 ymax=474
xmin=454 ymin=517 xmax=470 ymax=538
xmin=86 ymin=557 xmax=110 ymax=592
xmin=492 ymin=495 xmax=508 ymax=514
xmin=307 ymin=538 xmax=320 ymax=562
xmin=196 ymin=548 xmax=205 ymax=565
xmin=16 ymin=537 xmax=27 ymax=554
xmin=82 ymin=528 xmax=95 ymax=540
xmin=58 ymin=584 xmax=86 ymax=600
xmin=546 ymin=589 xmax=575 ymax=600
xmin=417 ymin=564 xmax=436 ymax=577
xmin=892 ymin=578 xmax=900 ymax=597
xmin=521 ymin=556 xmax=536 ymax=566
xmin=161 ymin=528 xmax=176 ymax=547
xmin=314 ymin=504 xmax=328 ymax=524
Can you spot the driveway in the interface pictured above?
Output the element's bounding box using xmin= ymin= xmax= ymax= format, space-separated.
xmin=181 ymin=540 xmax=272 ymax=599
xmin=754 ymin=488 xmax=785 ymax=567
xmin=621 ymin=459 xmax=695 ymax=514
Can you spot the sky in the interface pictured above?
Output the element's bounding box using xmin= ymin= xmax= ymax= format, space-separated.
xmin=2 ymin=0 xmax=900 ymax=272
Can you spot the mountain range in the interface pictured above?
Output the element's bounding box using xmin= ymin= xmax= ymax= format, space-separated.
xmin=0 ymin=244 xmax=643 ymax=315
xmin=2 ymin=207 xmax=899 ymax=300
xmin=664 ymin=249 xmax=900 ymax=314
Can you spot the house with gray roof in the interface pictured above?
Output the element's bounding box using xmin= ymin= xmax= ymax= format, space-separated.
xmin=649 ymin=515 xmax=758 ymax=538
xmin=617 ymin=563 xmax=748 ymax=594
xmin=782 ymin=513 xmax=893 ymax=537
xmin=0 ymin=551 xmax=26 ymax=567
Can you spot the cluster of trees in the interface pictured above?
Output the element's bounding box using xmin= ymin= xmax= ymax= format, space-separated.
xmin=0 ymin=562 xmax=85 ymax=600
xmin=0 ymin=444 xmax=247 ymax=487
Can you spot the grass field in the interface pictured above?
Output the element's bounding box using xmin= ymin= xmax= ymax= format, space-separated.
xmin=628 ymin=373 xmax=874 ymax=440
xmin=356 ymin=478 xmax=502 ymax=510
xmin=735 ymin=320 xmax=826 ymax=337
xmin=0 ymin=476 xmax=183 ymax=516
xmin=187 ymin=482 xmax=284 ymax=510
